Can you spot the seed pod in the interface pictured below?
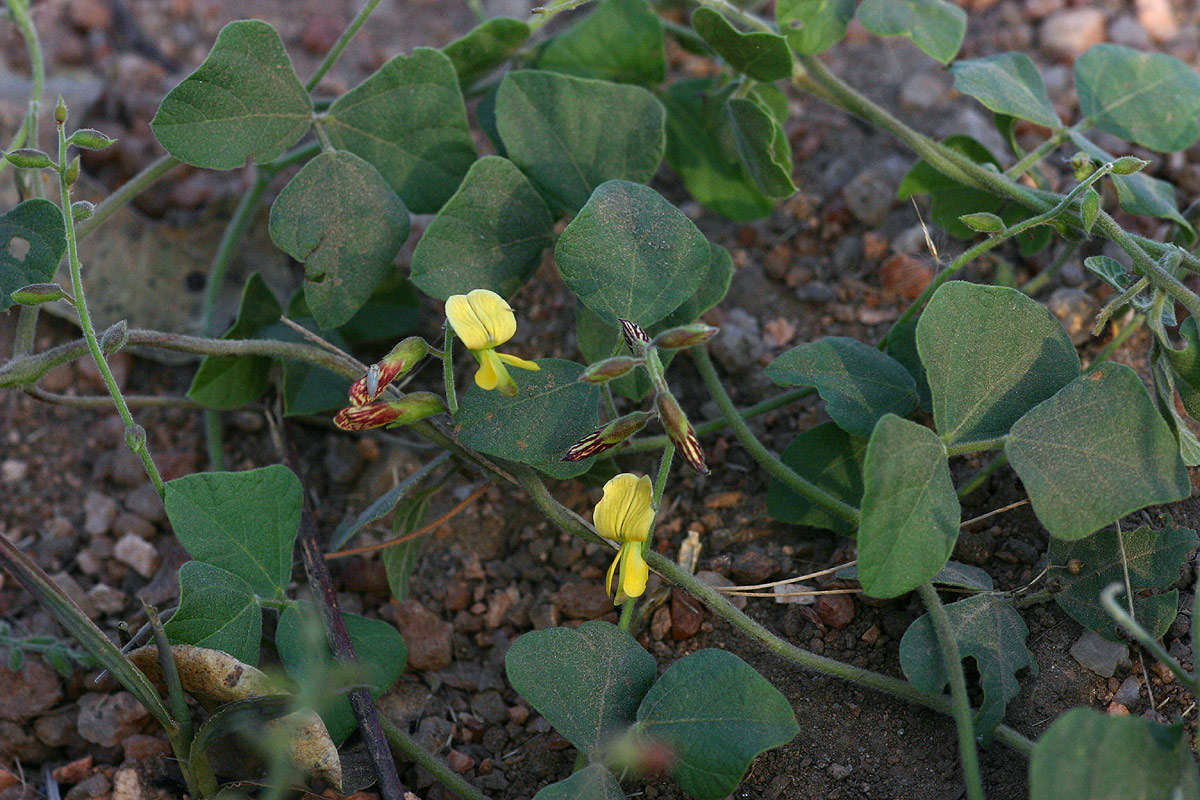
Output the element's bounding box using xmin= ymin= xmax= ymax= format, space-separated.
xmin=10 ymin=283 xmax=68 ymax=306
xmin=580 ymin=356 xmax=641 ymax=384
xmin=564 ymin=410 xmax=654 ymax=461
xmin=652 ymin=323 xmax=719 ymax=351
xmin=54 ymin=95 xmax=68 ymax=125
xmin=655 ymin=391 xmax=707 ymax=474
xmin=67 ymin=128 xmax=117 ymax=151
xmin=4 ymin=149 xmax=52 ymax=169
xmin=1110 ymin=156 xmax=1149 ymax=175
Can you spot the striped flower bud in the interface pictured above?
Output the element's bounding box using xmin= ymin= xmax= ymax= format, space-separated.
xmin=563 ymin=410 xmax=654 ymax=461
xmin=620 ymin=318 xmax=651 ymax=354
xmin=580 ymin=356 xmax=641 ymax=384
xmin=651 ymin=323 xmax=719 ymax=351
xmin=334 ymin=392 xmax=445 ymax=431
xmin=348 ymin=337 xmax=429 ymax=405
xmin=655 ymin=391 xmax=707 ymax=474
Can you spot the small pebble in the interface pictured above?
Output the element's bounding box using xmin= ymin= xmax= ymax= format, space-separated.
xmin=113 ymin=533 xmax=160 ymax=579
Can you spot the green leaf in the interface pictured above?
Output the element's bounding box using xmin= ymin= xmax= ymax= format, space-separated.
xmin=1030 ymin=708 xmax=1200 ymax=800
xmin=856 ymin=0 xmax=966 ymax=65
xmin=164 ymin=465 xmax=301 ymax=599
xmin=657 ymin=241 xmax=734 ymax=328
xmin=883 ymin=317 xmax=932 ymax=410
xmin=495 ymin=70 xmax=666 ymax=212
xmin=275 ymin=603 xmax=407 ymax=743
xmin=1071 ymin=133 xmax=1194 ymax=243
xmin=690 ymin=8 xmax=792 ymax=82
xmin=533 ymin=765 xmax=623 ymax=800
xmin=636 ymin=649 xmax=798 ymax=800
xmin=455 ymin=358 xmax=601 ymax=479
xmin=767 ymin=423 xmax=866 ymax=536
xmin=256 ymin=301 xmax=354 ymax=416
xmin=775 ymin=0 xmax=855 ymax=55
xmin=950 ymin=53 xmax=1061 ymax=130
xmin=325 ymin=47 xmax=476 ymax=213
xmin=1152 ymin=354 xmax=1200 ymax=467
xmin=506 ymin=621 xmax=656 ymax=757
xmin=410 ymin=156 xmax=554 ymax=300
xmin=151 ymin=20 xmax=312 ymax=170
xmin=269 ymin=150 xmax=410 ymax=330
xmin=1049 ymin=525 xmax=1196 ymax=641
xmin=329 ymin=452 xmax=449 ymax=550
xmin=382 ymin=492 xmax=433 ymax=602
xmin=1006 ymin=363 xmax=1190 ymax=540
xmin=932 ymin=561 xmax=994 ymax=591
xmin=765 ymin=337 xmax=918 ymax=437
xmin=534 ymin=0 xmax=665 ymax=85
xmin=661 ymin=78 xmax=774 ymax=221
xmin=1084 ymin=255 xmax=1132 ymax=292
xmin=556 ymin=180 xmax=708 ymax=328
xmin=857 ymin=414 xmax=960 ymax=599
xmin=0 ymin=199 xmax=66 ymax=311
xmin=725 ymin=96 xmax=796 ymax=197
xmin=1076 ymin=43 xmax=1200 ymax=153
xmin=442 ymin=17 xmax=530 ymax=88
xmin=335 ymin=276 xmax=420 ymax=345
xmin=917 ymin=281 xmax=1080 ymax=446
xmin=900 ymin=594 xmax=1035 ymax=742
xmin=164 ymin=562 xmax=262 ymax=666
xmin=187 ymin=274 xmax=282 ymax=409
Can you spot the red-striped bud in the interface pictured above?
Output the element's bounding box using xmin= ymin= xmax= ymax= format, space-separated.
xmin=580 ymin=356 xmax=641 ymax=384
xmin=651 ymin=323 xmax=719 ymax=351
xmin=334 ymin=392 xmax=445 ymax=431
xmin=348 ymin=337 xmax=429 ymax=405
xmin=563 ymin=411 xmax=654 ymax=461
xmin=655 ymin=391 xmax=707 ymax=474
xmin=620 ymin=318 xmax=651 ymax=354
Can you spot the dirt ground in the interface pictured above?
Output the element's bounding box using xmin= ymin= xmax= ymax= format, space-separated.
xmin=4 ymin=1 xmax=1200 ymax=799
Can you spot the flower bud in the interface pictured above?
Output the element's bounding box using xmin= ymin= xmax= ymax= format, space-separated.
xmin=348 ymin=336 xmax=430 ymax=405
xmin=655 ymin=391 xmax=707 ymax=474
xmin=100 ymin=319 xmax=128 ymax=353
xmin=563 ymin=410 xmax=654 ymax=461
xmin=1081 ymin=187 xmax=1100 ymax=234
xmin=619 ymin=318 xmax=651 ymax=354
xmin=11 ymin=283 xmax=68 ymax=306
xmin=67 ymin=128 xmax=117 ymax=151
xmin=1070 ymin=151 xmax=1094 ymax=181
xmin=334 ymin=392 xmax=445 ymax=431
xmin=54 ymin=96 xmax=68 ymax=125
xmin=1109 ymin=156 xmax=1149 ymax=175
xmin=124 ymin=423 xmax=147 ymax=450
xmin=958 ymin=212 xmax=1005 ymax=234
xmin=64 ymin=155 xmax=80 ymax=187
xmin=4 ymin=149 xmax=52 ymax=169
xmin=580 ymin=356 xmax=640 ymax=384
xmin=651 ymin=323 xmax=719 ymax=351
xmin=71 ymin=200 xmax=94 ymax=223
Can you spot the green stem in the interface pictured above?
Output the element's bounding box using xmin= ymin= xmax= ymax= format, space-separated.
xmin=1100 ymin=583 xmax=1196 ymax=691
xmin=56 ymin=120 xmax=165 ymax=497
xmin=690 ymin=346 xmax=860 ymax=525
xmin=4 ymin=0 xmax=44 ymax=197
xmin=305 ymin=0 xmax=383 ymax=92
xmin=528 ymin=0 xmax=597 ymax=31
xmin=621 ymin=386 xmax=812 ymax=453
xmin=379 ymin=716 xmax=491 ymax=800
xmin=12 ymin=305 xmax=38 ymax=357
xmin=443 ymin=324 xmax=458 ymax=415
xmin=617 ymin=599 xmax=635 ymax=630
xmin=1020 ymin=243 xmax=1079 ymax=296
xmin=956 ymin=454 xmax=1007 ymax=498
xmin=917 ymin=583 xmax=984 ymax=800
xmin=1089 ymin=317 xmax=1143 ymax=368
xmin=75 ymin=154 xmax=181 ymax=239
xmin=945 ymin=436 xmax=1006 ymax=457
xmin=1003 ymin=125 xmax=1077 ymax=181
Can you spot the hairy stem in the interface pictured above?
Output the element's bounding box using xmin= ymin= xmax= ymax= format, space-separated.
xmin=380 ymin=716 xmax=491 ymax=800
xmin=75 ymin=154 xmax=181 ymax=239
xmin=3 ymin=0 xmax=45 ymax=196
xmin=305 ymin=0 xmax=383 ymax=91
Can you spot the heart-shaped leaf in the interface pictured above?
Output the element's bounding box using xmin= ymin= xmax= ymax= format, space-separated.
xmin=691 ymin=7 xmax=792 ymax=82
xmin=950 ymin=53 xmax=1061 ymax=130
xmin=325 ymin=48 xmax=476 ymax=213
xmin=411 ymin=156 xmax=553 ymax=300
xmin=188 ymin=273 xmax=282 ymax=409
xmin=442 ymin=17 xmax=530 ymax=88
xmin=765 ymin=337 xmax=918 ymax=437
xmin=495 ymin=70 xmax=665 ymax=212
xmin=1049 ymin=525 xmax=1196 ymax=641
xmin=151 ymin=20 xmax=312 ymax=169
xmin=534 ymin=0 xmax=665 ymax=85
xmin=857 ymin=414 xmax=960 ymax=598
xmin=533 ymin=765 xmax=624 ymax=800
xmin=1006 ymin=363 xmax=1190 ymax=540
xmin=269 ymin=150 xmax=410 ymax=330
xmin=164 ymin=562 xmax=262 ymax=666
xmin=556 ymin=180 xmax=708 ymax=328
xmin=775 ymin=0 xmax=855 ymax=55
xmin=0 ymin=199 xmax=66 ymax=311
xmin=857 ymin=0 xmax=966 ymax=65
xmin=767 ymin=423 xmax=866 ymax=536
xmin=1076 ymin=43 xmax=1200 ymax=153
xmin=724 ymin=96 xmax=796 ymax=197
xmin=636 ymin=649 xmax=798 ymax=799
xmin=455 ymin=358 xmax=601 ymax=479
xmin=164 ymin=465 xmax=301 ymax=599
xmin=506 ymin=621 xmax=656 ymax=758
xmin=900 ymin=593 xmax=1036 ymax=742
xmin=1030 ymin=708 xmax=1200 ymax=800
xmin=917 ymin=281 xmax=1080 ymax=446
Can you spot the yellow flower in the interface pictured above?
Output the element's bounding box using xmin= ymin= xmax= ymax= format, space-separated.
xmin=594 ymin=473 xmax=654 ymax=602
xmin=445 ymin=289 xmax=539 ymax=397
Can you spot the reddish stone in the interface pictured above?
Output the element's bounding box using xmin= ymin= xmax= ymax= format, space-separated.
xmin=52 ymin=756 xmax=92 ymax=784
xmin=879 ymin=253 xmax=934 ymax=300
xmin=816 ymin=594 xmax=856 ymax=629
xmin=671 ymin=591 xmax=704 ymax=640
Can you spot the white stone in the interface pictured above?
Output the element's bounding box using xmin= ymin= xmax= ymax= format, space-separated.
xmin=113 ymin=533 xmax=159 ymax=579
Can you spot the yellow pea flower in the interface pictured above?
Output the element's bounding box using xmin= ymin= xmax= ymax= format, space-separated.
xmin=594 ymin=473 xmax=654 ymax=602
xmin=445 ymin=289 xmax=539 ymax=397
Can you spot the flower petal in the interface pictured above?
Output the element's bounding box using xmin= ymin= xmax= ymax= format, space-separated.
xmin=496 ymin=351 xmax=540 ymax=371
xmin=605 ymin=551 xmax=620 ymax=599
xmin=473 ymin=349 xmax=500 ymax=391
xmin=594 ymin=473 xmax=654 ymax=542
xmin=618 ymin=543 xmax=649 ymax=599
xmin=446 ymin=294 xmax=492 ymax=351
xmin=466 ymin=289 xmax=516 ymax=346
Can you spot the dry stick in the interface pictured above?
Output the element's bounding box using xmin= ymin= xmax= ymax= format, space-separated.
xmin=280 ymin=428 xmax=405 ymax=800
xmin=325 ymin=483 xmax=490 ymax=560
